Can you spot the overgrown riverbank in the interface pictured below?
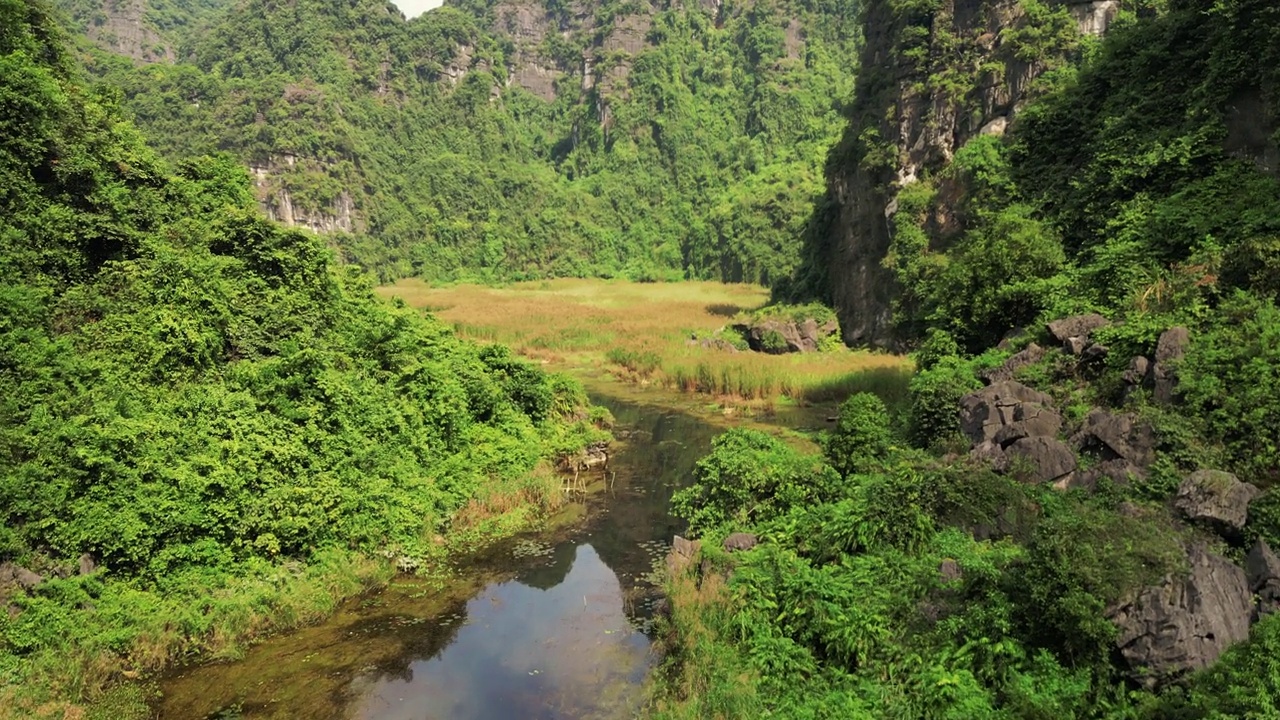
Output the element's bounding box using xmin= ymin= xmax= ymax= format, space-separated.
xmin=0 ymin=5 xmax=605 ymax=716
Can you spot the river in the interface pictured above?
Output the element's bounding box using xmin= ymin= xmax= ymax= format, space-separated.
xmin=152 ymin=390 xmax=826 ymax=719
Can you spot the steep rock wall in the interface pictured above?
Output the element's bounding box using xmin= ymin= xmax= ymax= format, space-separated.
xmin=821 ymin=0 xmax=1120 ymax=348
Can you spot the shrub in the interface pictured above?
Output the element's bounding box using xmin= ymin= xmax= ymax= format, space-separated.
xmin=908 ymin=357 xmax=982 ymax=449
xmin=672 ymin=428 xmax=840 ymax=535
xmin=823 ymin=392 xmax=893 ymax=477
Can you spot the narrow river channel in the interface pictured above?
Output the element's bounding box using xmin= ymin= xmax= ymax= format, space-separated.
xmin=153 ymin=392 xmax=785 ymax=719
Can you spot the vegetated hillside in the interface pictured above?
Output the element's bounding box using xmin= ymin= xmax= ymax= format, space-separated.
xmin=652 ymin=1 xmax=1280 ymax=718
xmin=0 ymin=2 xmax=604 ymax=715
xmin=70 ymin=0 xmax=860 ymax=284
xmin=54 ymin=0 xmax=231 ymax=61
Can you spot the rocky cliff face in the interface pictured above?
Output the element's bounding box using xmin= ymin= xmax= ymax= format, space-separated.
xmin=249 ymin=155 xmax=361 ymax=236
xmin=77 ymin=0 xmax=173 ymax=62
xmin=820 ymin=0 xmax=1121 ymax=348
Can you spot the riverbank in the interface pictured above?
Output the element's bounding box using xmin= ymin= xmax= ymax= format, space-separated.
xmin=6 ymin=464 xmax=577 ymax=720
xmin=377 ymin=279 xmax=912 ymax=408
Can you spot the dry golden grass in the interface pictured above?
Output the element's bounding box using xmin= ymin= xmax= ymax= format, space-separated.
xmin=378 ymin=278 xmax=912 ymax=405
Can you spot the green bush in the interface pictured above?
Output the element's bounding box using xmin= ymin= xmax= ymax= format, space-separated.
xmin=823 ymin=392 xmax=893 ymax=477
xmin=907 ymin=357 xmax=982 ymax=449
xmin=672 ymin=428 xmax=840 ymax=535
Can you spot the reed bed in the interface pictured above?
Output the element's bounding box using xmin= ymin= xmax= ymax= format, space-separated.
xmin=378 ymin=278 xmax=912 ymax=404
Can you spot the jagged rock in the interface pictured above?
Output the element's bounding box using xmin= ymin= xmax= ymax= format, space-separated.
xmin=960 ymin=381 xmax=1056 ymax=446
xmin=1073 ymin=409 xmax=1156 ymax=468
xmin=1124 ymin=356 xmax=1151 ymax=386
xmin=1064 ymin=459 xmax=1145 ymax=492
xmin=1005 ymin=436 xmax=1077 ymax=483
xmin=982 ymin=342 xmax=1046 ymax=384
xmin=1082 ymin=342 xmax=1109 ymax=361
xmin=666 ymin=535 xmax=701 ymax=576
xmin=992 ymin=402 xmax=1064 ymax=448
xmin=1065 ymin=336 xmax=1088 ymax=356
xmin=1110 ymin=545 xmax=1253 ymax=687
xmin=1154 ymin=327 xmax=1190 ymax=404
xmin=78 ymin=553 xmax=96 ymax=576
xmin=723 ymin=533 xmax=758 ymax=553
xmin=1047 ymin=314 xmax=1110 ymax=345
xmin=739 ymin=317 xmax=839 ymax=354
xmin=1174 ymin=470 xmax=1259 ymax=537
xmin=687 ymin=336 xmax=740 ymax=353
xmin=1245 ymin=539 xmax=1280 ymax=617
xmin=0 ymin=562 xmax=42 ymax=591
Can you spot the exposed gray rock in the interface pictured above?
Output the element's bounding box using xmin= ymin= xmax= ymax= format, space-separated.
xmin=723 ymin=533 xmax=758 ymax=553
xmin=1047 ymin=314 xmax=1110 ymax=345
xmin=666 ymin=536 xmax=701 ymax=576
xmin=0 ymin=562 xmax=42 ymax=591
xmin=960 ymin=381 xmax=1056 ymax=446
xmin=1065 ymin=336 xmax=1088 ymax=356
xmin=1072 ymin=409 xmax=1156 ymax=468
xmin=1005 ymin=436 xmax=1077 ymax=483
xmin=738 ymin=316 xmax=839 ymax=354
xmin=1245 ymin=539 xmax=1280 ymax=617
xmin=1174 ymin=470 xmax=1260 ymax=537
xmin=992 ymin=402 xmax=1063 ymax=448
xmin=1110 ymin=545 xmax=1252 ymax=687
xmin=1124 ymin=356 xmax=1151 ymax=386
xmin=78 ymin=553 xmax=96 ymax=576
xmin=982 ymin=342 xmax=1046 ymax=384
xmin=1154 ymin=326 xmax=1190 ymax=404
xmin=1064 ymin=459 xmax=1145 ymax=492
xmin=938 ymin=559 xmax=963 ymax=583
xmin=1082 ymin=342 xmax=1109 ymax=361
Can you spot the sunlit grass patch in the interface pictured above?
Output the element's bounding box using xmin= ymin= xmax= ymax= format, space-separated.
xmin=379 ymin=278 xmax=912 ymax=405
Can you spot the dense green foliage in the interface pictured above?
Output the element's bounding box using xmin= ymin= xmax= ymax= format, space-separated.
xmin=0 ymin=3 xmax=601 ymax=712
xmin=656 ymin=1 xmax=1280 ymax=717
xmin=65 ymin=0 xmax=860 ymax=285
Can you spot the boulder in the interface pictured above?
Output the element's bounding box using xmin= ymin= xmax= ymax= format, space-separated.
xmin=1047 ymin=314 xmax=1110 ymax=345
xmin=1082 ymin=342 xmax=1109 ymax=361
xmin=1110 ymin=545 xmax=1253 ymax=687
xmin=982 ymin=342 xmax=1047 ymax=384
xmin=1005 ymin=436 xmax=1077 ymax=483
xmin=1072 ymin=409 xmax=1156 ymax=468
xmin=78 ymin=553 xmax=96 ymax=576
xmin=1245 ymin=539 xmax=1280 ymax=617
xmin=1153 ymin=326 xmax=1190 ymax=404
xmin=0 ymin=562 xmax=42 ymax=591
xmin=992 ymin=402 xmax=1064 ymax=447
xmin=1065 ymin=336 xmax=1089 ymax=356
xmin=1123 ymin=356 xmax=1151 ymax=386
xmin=666 ymin=535 xmax=701 ymax=576
xmin=723 ymin=533 xmax=758 ymax=553
xmin=1174 ymin=470 xmax=1259 ymax=537
xmin=960 ymin=381 xmax=1056 ymax=446
xmin=739 ymin=317 xmax=839 ymax=354
xmin=938 ymin=559 xmax=963 ymax=583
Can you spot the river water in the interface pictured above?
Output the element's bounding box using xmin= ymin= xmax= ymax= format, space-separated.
xmin=153 ymin=392 xmax=808 ymax=719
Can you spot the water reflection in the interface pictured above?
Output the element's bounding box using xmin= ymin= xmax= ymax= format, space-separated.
xmin=156 ymin=394 xmax=732 ymax=720
xmin=349 ymin=545 xmax=649 ymax=720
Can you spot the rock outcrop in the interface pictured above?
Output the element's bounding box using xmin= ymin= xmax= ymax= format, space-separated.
xmin=1072 ymin=409 xmax=1156 ymax=468
xmin=816 ymin=0 xmax=1125 ymax=347
xmin=1246 ymin=539 xmax=1280 ymax=617
xmin=1174 ymin=469 xmax=1259 ymax=537
xmin=1153 ymin=326 xmax=1190 ymax=404
xmin=737 ymin=317 xmax=839 ymax=354
xmin=1110 ymin=545 xmax=1253 ymax=687
xmin=723 ymin=533 xmax=759 ymax=552
xmin=960 ymin=381 xmax=1076 ymax=483
xmin=981 ymin=342 xmax=1046 ymax=384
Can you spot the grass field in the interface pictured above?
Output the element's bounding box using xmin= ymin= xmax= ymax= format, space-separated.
xmin=377 ymin=279 xmax=912 ymax=406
